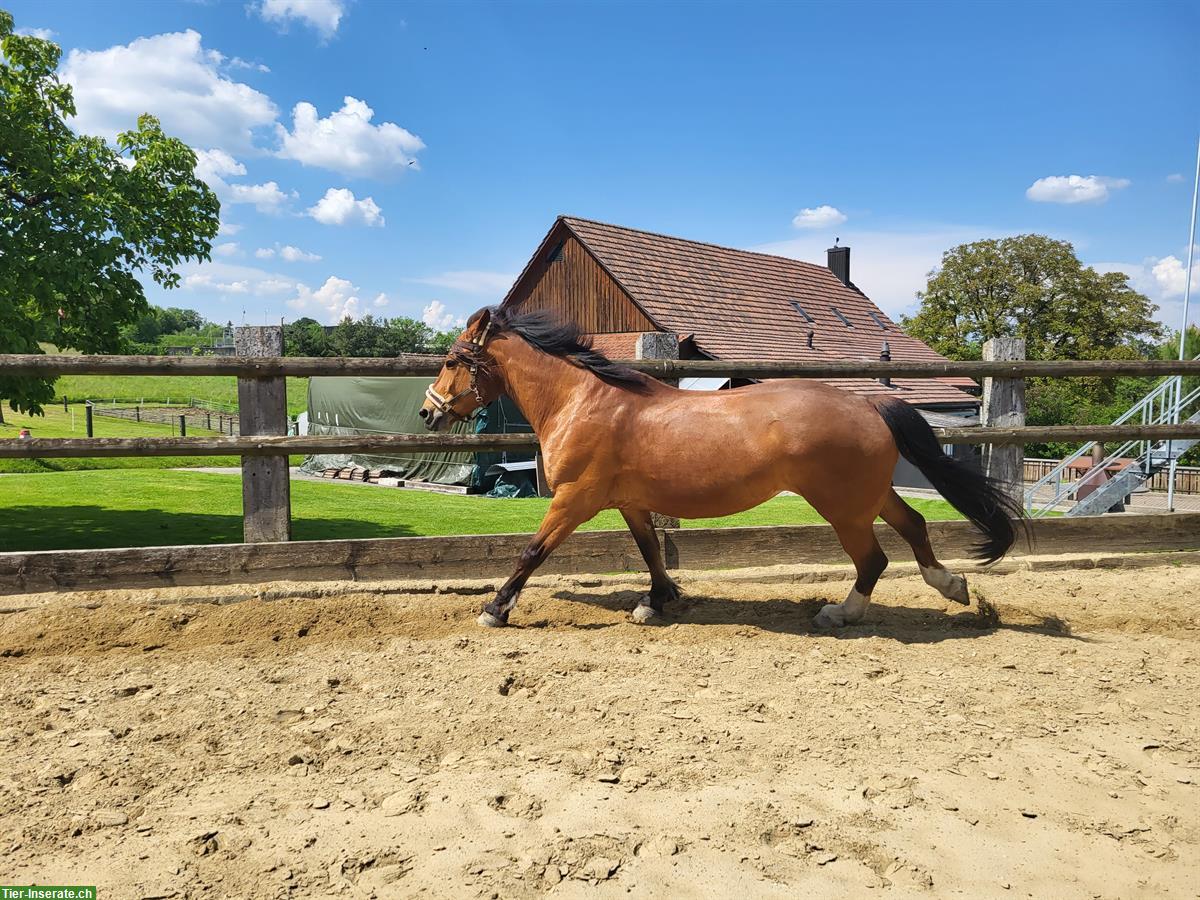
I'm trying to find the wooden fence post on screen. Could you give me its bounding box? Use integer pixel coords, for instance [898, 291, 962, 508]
[85, 403, 93, 437]
[236, 326, 291, 543]
[981, 337, 1026, 505]
[637, 331, 681, 529]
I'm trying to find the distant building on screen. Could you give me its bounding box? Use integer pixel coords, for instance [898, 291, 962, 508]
[502, 216, 979, 415]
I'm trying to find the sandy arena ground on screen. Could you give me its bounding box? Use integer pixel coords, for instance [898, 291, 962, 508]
[1, 561, 1198, 899]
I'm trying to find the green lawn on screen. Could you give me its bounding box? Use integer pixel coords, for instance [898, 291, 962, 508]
[52, 374, 310, 416]
[0, 403, 252, 473]
[0, 469, 964, 552]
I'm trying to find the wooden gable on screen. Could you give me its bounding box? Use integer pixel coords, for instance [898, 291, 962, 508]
[504, 222, 658, 335]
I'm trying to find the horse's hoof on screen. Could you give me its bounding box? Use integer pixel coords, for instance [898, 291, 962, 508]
[813, 604, 846, 629]
[945, 574, 970, 605]
[631, 604, 659, 625]
[477, 611, 507, 628]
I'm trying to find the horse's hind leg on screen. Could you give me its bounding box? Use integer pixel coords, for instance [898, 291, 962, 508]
[814, 519, 888, 629]
[620, 509, 680, 624]
[879, 489, 969, 605]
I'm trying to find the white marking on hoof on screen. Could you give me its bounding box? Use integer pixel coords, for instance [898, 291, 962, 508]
[631, 604, 658, 624]
[920, 564, 970, 605]
[814, 603, 847, 629]
[477, 611, 506, 628]
[815, 587, 870, 629]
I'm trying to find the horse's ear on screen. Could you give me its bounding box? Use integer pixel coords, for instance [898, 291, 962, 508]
[468, 306, 498, 346]
[467, 306, 493, 331]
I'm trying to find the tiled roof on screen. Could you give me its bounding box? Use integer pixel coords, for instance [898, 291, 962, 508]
[584, 332, 644, 359]
[560, 217, 976, 408]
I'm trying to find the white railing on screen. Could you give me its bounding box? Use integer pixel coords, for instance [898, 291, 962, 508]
[1025, 362, 1200, 517]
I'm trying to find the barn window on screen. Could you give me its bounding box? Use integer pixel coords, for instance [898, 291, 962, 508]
[547, 242, 564, 263]
[867, 311, 889, 330]
[790, 301, 813, 323]
[831, 306, 854, 327]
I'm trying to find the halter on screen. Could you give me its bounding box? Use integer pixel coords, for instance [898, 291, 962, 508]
[423, 319, 494, 424]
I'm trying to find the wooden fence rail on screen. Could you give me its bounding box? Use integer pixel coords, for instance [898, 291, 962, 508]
[5, 423, 1200, 459]
[5, 353, 1200, 380]
[4, 344, 1200, 558]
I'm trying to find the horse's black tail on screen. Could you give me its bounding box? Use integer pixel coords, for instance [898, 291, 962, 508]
[873, 396, 1027, 564]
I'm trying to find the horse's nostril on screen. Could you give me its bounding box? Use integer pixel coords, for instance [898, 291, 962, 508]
[418, 408, 429, 419]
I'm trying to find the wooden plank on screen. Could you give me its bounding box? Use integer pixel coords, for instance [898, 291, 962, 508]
[0, 434, 543, 458]
[982, 338, 1026, 503]
[4, 354, 1200, 379]
[5, 425, 1200, 459]
[236, 327, 291, 544]
[3, 513, 1198, 596]
[0, 530, 648, 594]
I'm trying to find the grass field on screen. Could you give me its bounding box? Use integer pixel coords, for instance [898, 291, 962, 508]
[0, 469, 963, 552]
[51, 374, 311, 416]
[0, 403, 251, 473]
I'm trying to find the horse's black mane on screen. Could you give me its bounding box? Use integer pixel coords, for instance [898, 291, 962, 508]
[479, 306, 651, 391]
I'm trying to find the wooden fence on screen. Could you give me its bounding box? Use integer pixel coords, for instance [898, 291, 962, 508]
[1024, 459, 1200, 494]
[3, 338, 1200, 589]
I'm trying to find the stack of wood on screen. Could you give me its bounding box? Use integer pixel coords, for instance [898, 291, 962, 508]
[317, 466, 390, 483]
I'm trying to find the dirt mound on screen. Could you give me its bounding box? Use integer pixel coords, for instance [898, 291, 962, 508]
[1, 564, 1198, 898]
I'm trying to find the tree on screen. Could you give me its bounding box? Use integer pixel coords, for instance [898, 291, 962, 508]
[902, 235, 1166, 457]
[284, 318, 330, 357]
[0, 11, 219, 415]
[903, 235, 1163, 361]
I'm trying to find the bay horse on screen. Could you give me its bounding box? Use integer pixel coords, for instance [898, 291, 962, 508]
[419, 306, 1022, 629]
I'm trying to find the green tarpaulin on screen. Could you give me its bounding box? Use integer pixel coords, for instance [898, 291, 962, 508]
[301, 376, 532, 487]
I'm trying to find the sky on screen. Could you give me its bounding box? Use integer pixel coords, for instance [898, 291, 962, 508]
[8, 0, 1200, 334]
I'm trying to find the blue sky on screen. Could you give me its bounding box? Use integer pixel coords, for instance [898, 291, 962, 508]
[9, 0, 1200, 332]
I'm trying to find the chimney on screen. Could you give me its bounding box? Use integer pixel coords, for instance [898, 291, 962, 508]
[827, 241, 850, 287]
[879, 340, 891, 388]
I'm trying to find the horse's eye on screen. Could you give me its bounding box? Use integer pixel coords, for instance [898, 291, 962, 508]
[445, 359, 458, 369]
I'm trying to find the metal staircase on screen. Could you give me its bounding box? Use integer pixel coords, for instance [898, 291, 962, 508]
[1024, 360, 1200, 517]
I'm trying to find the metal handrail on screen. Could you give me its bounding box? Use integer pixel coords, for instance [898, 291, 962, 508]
[1025, 365, 1200, 516]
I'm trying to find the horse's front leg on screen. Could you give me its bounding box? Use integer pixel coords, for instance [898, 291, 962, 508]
[478, 489, 596, 628]
[620, 509, 680, 624]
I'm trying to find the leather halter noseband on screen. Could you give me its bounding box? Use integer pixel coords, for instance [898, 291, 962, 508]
[423, 320, 494, 423]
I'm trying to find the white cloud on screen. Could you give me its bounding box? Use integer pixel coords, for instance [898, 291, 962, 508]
[1166, 173, 1185, 184]
[255, 243, 322, 262]
[179, 261, 301, 297]
[288, 275, 363, 323]
[422, 300, 466, 331]
[373, 293, 390, 308]
[62, 31, 277, 152]
[212, 242, 242, 257]
[194, 148, 245, 182]
[1150, 255, 1200, 298]
[1025, 175, 1130, 204]
[276, 96, 424, 178]
[256, 0, 345, 39]
[217, 220, 243, 236]
[15, 26, 56, 39]
[307, 187, 384, 227]
[191, 148, 295, 214]
[412, 270, 515, 295]
[792, 205, 847, 230]
[228, 57, 270, 73]
[280, 244, 322, 262]
[228, 180, 295, 213]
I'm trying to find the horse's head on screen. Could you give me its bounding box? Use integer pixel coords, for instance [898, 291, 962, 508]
[419, 306, 504, 431]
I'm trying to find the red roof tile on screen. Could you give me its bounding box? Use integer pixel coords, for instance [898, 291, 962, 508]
[558, 217, 976, 408]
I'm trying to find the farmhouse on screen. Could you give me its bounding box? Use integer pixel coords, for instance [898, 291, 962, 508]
[502, 216, 979, 417]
